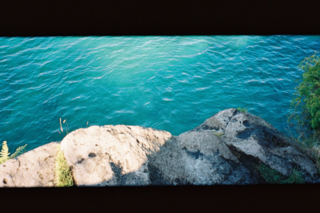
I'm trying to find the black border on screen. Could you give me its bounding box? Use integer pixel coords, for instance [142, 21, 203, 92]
[2, 184, 320, 212]
[0, 0, 320, 36]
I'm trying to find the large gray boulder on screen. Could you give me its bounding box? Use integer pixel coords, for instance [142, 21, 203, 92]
[60, 125, 172, 186]
[0, 142, 59, 187]
[194, 108, 319, 183]
[61, 108, 319, 186]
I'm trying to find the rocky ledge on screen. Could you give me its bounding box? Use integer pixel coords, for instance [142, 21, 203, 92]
[0, 108, 319, 187]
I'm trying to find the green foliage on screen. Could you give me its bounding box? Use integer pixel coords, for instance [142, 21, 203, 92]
[287, 53, 320, 174]
[284, 168, 305, 184]
[54, 145, 74, 187]
[259, 164, 305, 184]
[0, 141, 10, 164]
[10, 144, 27, 159]
[237, 107, 247, 113]
[259, 164, 284, 184]
[0, 141, 27, 165]
[289, 53, 320, 134]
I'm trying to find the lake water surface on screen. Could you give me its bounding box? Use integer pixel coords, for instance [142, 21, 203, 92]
[0, 36, 319, 151]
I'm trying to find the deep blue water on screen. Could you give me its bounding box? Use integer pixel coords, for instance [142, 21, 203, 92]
[0, 36, 319, 151]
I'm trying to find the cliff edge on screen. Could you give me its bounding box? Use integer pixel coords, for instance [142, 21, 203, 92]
[0, 108, 318, 187]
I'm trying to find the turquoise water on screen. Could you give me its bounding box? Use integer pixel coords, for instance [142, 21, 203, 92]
[0, 36, 319, 151]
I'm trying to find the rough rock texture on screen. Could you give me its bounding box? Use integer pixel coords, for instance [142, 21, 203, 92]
[60, 108, 320, 186]
[0, 142, 59, 187]
[61, 125, 172, 186]
[148, 134, 254, 185]
[61, 124, 254, 186]
[1, 108, 319, 187]
[196, 108, 319, 183]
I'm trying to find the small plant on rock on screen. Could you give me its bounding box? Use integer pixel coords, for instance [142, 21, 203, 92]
[0, 141, 27, 165]
[237, 107, 247, 113]
[259, 164, 305, 184]
[54, 145, 74, 187]
[259, 164, 284, 184]
[283, 168, 305, 184]
[213, 132, 225, 138]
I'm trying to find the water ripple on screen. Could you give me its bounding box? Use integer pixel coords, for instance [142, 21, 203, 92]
[0, 36, 319, 150]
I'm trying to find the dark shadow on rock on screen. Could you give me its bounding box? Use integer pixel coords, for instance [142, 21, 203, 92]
[226, 144, 266, 184]
[182, 148, 204, 160]
[147, 163, 170, 186]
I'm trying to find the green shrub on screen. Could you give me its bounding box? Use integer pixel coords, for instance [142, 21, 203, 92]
[259, 164, 284, 184]
[259, 164, 305, 184]
[284, 168, 305, 184]
[287, 53, 320, 173]
[54, 145, 74, 187]
[237, 107, 247, 113]
[289, 53, 320, 135]
[0, 141, 27, 165]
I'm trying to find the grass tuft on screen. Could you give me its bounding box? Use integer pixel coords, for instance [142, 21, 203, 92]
[0, 141, 27, 165]
[259, 164, 305, 184]
[259, 164, 284, 184]
[237, 107, 247, 113]
[283, 168, 305, 184]
[54, 145, 74, 187]
[213, 132, 225, 138]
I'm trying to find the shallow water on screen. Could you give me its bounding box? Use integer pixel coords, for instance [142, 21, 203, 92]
[0, 36, 319, 151]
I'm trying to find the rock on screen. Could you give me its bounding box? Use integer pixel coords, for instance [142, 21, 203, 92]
[148, 136, 254, 185]
[60, 125, 172, 186]
[1, 108, 318, 186]
[61, 108, 319, 186]
[200, 108, 319, 182]
[0, 142, 59, 187]
[61, 122, 256, 186]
